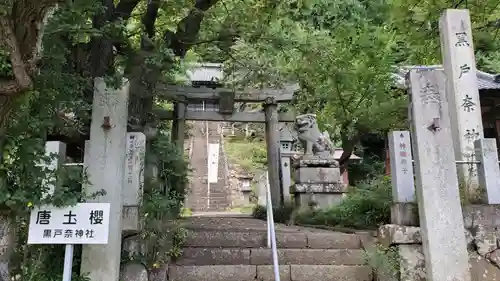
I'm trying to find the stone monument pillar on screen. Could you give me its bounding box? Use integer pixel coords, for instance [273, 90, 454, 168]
[291, 114, 344, 208]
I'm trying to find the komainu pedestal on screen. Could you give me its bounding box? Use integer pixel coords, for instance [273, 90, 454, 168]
[292, 114, 345, 208]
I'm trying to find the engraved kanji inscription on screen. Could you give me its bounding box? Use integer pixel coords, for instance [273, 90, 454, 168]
[455, 32, 470, 47]
[464, 129, 480, 143]
[461, 95, 475, 112]
[459, 64, 470, 78]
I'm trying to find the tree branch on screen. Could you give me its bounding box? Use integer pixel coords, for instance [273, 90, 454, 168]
[89, 0, 116, 77]
[167, 0, 220, 57]
[114, 0, 141, 21]
[0, 16, 33, 96]
[142, 0, 161, 38]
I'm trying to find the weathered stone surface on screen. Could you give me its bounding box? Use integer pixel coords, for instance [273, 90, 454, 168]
[120, 263, 148, 281]
[176, 248, 250, 265]
[290, 265, 372, 281]
[249, 249, 364, 265]
[293, 157, 339, 168]
[408, 68, 470, 281]
[276, 232, 308, 248]
[487, 249, 500, 267]
[256, 265, 291, 281]
[378, 224, 421, 246]
[184, 230, 265, 248]
[122, 235, 148, 258]
[294, 167, 341, 184]
[356, 231, 377, 252]
[294, 192, 344, 208]
[472, 225, 498, 255]
[462, 205, 497, 228]
[399, 245, 426, 281]
[469, 253, 500, 281]
[293, 183, 345, 193]
[149, 265, 168, 281]
[168, 265, 257, 281]
[391, 203, 418, 226]
[465, 229, 474, 250]
[122, 206, 141, 234]
[383, 245, 500, 281]
[307, 232, 361, 249]
[491, 205, 500, 226]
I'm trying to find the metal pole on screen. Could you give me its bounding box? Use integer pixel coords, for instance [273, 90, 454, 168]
[266, 174, 280, 281]
[62, 244, 74, 281]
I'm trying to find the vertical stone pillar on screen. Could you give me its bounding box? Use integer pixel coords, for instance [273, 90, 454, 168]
[388, 131, 417, 225]
[42, 141, 67, 198]
[440, 9, 484, 190]
[408, 69, 470, 281]
[122, 132, 146, 233]
[81, 78, 129, 281]
[264, 99, 283, 206]
[172, 101, 187, 152]
[474, 138, 500, 204]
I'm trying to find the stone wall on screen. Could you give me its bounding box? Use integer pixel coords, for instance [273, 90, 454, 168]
[378, 204, 500, 281]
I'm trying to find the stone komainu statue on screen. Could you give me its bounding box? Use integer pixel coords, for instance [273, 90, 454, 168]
[294, 114, 335, 157]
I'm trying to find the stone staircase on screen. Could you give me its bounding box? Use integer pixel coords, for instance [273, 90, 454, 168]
[185, 121, 231, 212]
[168, 217, 373, 281]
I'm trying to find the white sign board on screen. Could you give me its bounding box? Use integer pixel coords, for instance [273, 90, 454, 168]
[28, 203, 110, 244]
[207, 143, 220, 183]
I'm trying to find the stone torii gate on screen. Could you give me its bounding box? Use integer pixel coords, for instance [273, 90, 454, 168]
[153, 83, 298, 206]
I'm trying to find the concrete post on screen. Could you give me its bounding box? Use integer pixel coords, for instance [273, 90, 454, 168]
[474, 138, 500, 204]
[264, 101, 282, 206]
[388, 131, 417, 225]
[408, 68, 470, 281]
[80, 78, 129, 281]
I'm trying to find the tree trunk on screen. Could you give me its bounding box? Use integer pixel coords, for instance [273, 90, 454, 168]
[0, 212, 14, 281]
[0, 96, 16, 131]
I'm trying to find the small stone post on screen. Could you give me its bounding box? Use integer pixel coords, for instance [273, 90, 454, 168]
[80, 78, 130, 281]
[388, 131, 417, 225]
[279, 124, 294, 203]
[474, 138, 500, 204]
[264, 99, 283, 206]
[257, 172, 269, 206]
[408, 68, 470, 281]
[440, 9, 484, 191]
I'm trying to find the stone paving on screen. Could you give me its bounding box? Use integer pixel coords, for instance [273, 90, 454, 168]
[185, 121, 231, 212]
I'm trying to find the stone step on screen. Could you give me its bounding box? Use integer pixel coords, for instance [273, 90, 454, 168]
[184, 230, 362, 249]
[175, 248, 365, 266]
[189, 197, 229, 203]
[187, 203, 231, 209]
[168, 265, 372, 281]
[186, 197, 229, 203]
[189, 204, 230, 211]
